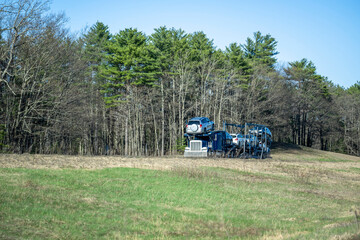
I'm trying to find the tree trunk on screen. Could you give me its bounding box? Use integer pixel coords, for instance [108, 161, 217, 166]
[161, 79, 165, 156]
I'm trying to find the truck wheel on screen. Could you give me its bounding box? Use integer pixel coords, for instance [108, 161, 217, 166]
[208, 150, 215, 157]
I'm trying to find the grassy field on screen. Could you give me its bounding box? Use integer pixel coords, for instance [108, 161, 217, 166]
[0, 144, 360, 239]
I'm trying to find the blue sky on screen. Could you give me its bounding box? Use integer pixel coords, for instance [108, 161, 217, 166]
[51, 0, 360, 88]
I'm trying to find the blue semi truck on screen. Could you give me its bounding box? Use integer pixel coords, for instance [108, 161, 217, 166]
[184, 131, 233, 157]
[184, 119, 272, 158]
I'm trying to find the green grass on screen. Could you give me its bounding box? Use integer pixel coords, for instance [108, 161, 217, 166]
[1, 164, 359, 239]
[350, 167, 360, 173]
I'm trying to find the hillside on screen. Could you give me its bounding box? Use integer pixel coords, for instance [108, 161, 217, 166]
[0, 144, 359, 239]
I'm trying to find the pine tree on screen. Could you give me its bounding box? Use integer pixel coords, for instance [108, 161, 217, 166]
[225, 42, 252, 85]
[82, 21, 111, 85]
[100, 28, 160, 107]
[243, 31, 279, 67]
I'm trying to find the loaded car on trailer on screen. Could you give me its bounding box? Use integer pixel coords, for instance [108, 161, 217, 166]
[231, 134, 251, 146]
[186, 117, 214, 135]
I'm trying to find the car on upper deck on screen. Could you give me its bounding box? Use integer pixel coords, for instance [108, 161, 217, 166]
[186, 117, 214, 134]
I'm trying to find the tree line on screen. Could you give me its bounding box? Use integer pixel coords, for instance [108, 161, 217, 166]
[1, 0, 359, 156]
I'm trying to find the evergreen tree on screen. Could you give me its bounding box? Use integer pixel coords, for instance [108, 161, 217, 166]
[225, 42, 252, 85]
[150, 26, 189, 69]
[150, 26, 191, 155]
[82, 21, 111, 84]
[285, 58, 335, 148]
[80, 22, 111, 154]
[101, 28, 160, 107]
[243, 31, 279, 67]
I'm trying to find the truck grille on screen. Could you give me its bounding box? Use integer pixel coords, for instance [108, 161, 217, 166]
[190, 141, 201, 151]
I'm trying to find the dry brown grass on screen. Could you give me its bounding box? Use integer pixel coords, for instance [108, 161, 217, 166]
[0, 144, 359, 188]
[0, 145, 359, 174]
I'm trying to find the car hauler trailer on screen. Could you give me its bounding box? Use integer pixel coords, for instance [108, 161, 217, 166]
[223, 122, 272, 159]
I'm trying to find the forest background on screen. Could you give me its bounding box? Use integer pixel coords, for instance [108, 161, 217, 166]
[1, 0, 359, 156]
